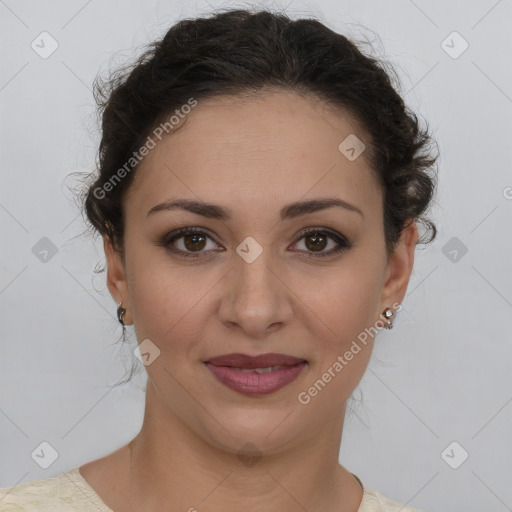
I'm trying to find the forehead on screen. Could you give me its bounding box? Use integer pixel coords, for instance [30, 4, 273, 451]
[124, 90, 381, 219]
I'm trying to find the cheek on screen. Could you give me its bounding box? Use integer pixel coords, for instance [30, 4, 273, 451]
[127, 239, 385, 340]
[299, 254, 384, 342]
[295, 254, 384, 397]
[126, 222, 386, 371]
[126, 247, 220, 354]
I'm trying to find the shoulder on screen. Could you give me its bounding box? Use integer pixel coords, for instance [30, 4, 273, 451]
[359, 487, 422, 512]
[0, 472, 58, 512]
[0, 467, 112, 511]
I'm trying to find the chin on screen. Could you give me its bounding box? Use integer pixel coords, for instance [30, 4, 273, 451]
[197, 407, 306, 458]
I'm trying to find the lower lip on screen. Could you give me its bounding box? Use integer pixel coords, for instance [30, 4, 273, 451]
[204, 362, 307, 395]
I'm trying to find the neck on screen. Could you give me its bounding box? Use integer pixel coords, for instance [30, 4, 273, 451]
[121, 382, 363, 512]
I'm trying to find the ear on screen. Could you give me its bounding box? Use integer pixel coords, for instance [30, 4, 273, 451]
[378, 219, 418, 319]
[104, 236, 132, 325]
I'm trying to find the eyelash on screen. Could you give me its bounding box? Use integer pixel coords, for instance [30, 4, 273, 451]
[159, 227, 352, 259]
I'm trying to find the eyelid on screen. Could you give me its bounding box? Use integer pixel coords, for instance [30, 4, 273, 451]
[294, 226, 349, 243]
[160, 226, 351, 258]
[290, 227, 351, 257]
[160, 227, 221, 258]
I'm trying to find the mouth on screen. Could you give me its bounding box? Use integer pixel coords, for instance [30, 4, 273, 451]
[203, 353, 308, 395]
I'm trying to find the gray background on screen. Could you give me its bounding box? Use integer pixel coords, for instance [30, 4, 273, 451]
[1, 1, 511, 511]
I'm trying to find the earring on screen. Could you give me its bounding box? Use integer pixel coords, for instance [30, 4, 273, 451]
[381, 307, 394, 330]
[117, 302, 127, 326]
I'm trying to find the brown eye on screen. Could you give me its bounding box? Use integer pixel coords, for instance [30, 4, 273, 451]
[182, 232, 207, 252]
[161, 226, 351, 260]
[304, 232, 328, 252]
[162, 228, 220, 258]
[292, 228, 351, 258]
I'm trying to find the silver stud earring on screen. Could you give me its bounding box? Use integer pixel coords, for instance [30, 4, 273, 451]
[381, 307, 394, 330]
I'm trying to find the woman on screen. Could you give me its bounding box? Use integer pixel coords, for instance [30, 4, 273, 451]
[0, 7, 437, 511]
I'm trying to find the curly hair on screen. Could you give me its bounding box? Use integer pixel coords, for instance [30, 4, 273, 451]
[81, 7, 438, 262]
[76, 8, 438, 372]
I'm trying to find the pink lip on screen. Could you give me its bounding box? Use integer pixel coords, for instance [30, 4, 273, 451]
[204, 353, 307, 396]
[205, 352, 306, 368]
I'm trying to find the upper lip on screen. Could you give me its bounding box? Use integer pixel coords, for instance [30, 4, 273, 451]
[204, 353, 306, 369]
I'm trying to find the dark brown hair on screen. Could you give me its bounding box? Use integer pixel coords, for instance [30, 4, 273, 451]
[82, 7, 437, 252]
[77, 8, 438, 376]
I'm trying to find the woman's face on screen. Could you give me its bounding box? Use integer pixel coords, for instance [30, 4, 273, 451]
[105, 90, 417, 455]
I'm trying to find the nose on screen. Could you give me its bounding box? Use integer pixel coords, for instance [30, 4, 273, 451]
[218, 249, 294, 340]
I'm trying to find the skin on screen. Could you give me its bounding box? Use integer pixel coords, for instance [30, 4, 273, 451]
[79, 89, 418, 512]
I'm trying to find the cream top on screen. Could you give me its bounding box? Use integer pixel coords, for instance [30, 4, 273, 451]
[0, 467, 421, 511]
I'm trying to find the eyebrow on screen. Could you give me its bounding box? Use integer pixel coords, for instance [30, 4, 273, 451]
[147, 197, 364, 220]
